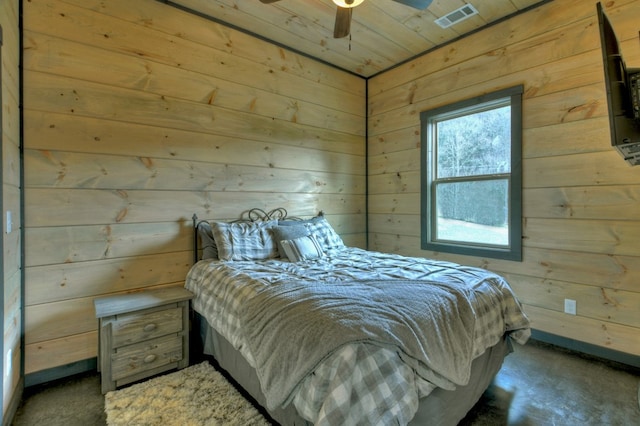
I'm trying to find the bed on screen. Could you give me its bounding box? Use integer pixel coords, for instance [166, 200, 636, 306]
[185, 209, 530, 425]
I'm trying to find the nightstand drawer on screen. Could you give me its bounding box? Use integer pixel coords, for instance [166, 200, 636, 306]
[111, 334, 184, 381]
[111, 306, 182, 348]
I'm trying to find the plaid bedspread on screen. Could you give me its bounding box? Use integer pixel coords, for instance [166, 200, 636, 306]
[185, 247, 530, 425]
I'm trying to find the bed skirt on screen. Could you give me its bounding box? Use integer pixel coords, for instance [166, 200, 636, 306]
[193, 312, 512, 426]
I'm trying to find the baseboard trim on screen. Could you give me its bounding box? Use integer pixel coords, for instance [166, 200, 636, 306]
[24, 358, 96, 388]
[531, 330, 640, 370]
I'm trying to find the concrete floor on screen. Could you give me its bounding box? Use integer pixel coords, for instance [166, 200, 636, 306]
[10, 340, 640, 426]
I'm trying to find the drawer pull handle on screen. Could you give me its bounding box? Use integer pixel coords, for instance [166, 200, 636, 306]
[143, 323, 157, 332]
[143, 354, 157, 364]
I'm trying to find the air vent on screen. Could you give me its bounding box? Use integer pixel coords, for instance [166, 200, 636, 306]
[435, 3, 479, 29]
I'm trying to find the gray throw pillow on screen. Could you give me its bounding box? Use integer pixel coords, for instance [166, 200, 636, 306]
[271, 225, 309, 258]
[197, 221, 218, 260]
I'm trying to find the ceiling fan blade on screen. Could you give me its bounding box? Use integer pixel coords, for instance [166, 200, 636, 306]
[392, 0, 433, 9]
[259, 0, 282, 3]
[334, 6, 352, 38]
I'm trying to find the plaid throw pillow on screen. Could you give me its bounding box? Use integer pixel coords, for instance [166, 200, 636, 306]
[304, 216, 344, 251]
[211, 220, 279, 261]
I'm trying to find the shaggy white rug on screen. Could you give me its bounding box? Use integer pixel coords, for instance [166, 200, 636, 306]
[105, 362, 271, 426]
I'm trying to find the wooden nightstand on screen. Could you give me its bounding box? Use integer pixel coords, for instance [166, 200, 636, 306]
[94, 286, 193, 394]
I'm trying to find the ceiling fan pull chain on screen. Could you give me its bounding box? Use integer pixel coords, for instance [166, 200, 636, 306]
[349, 33, 352, 51]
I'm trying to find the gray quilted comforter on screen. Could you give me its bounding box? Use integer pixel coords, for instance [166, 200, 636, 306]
[243, 279, 479, 409]
[185, 247, 530, 425]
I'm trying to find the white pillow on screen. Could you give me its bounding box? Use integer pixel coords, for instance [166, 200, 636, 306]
[280, 235, 324, 262]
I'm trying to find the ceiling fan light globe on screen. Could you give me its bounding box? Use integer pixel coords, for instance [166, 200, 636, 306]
[332, 0, 365, 8]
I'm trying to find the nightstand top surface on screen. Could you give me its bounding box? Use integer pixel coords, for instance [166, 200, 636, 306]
[94, 286, 193, 318]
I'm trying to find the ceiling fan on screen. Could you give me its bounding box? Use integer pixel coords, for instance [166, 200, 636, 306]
[260, 0, 434, 39]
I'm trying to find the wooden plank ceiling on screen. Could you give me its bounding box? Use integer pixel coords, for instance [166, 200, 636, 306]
[169, 0, 547, 77]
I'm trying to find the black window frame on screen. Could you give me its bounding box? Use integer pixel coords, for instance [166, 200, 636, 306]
[420, 85, 523, 261]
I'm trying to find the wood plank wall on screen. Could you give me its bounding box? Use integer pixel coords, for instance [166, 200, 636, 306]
[368, 0, 640, 357]
[22, 0, 366, 374]
[1, 0, 22, 416]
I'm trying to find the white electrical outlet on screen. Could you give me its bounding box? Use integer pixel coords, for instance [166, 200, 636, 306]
[564, 299, 577, 315]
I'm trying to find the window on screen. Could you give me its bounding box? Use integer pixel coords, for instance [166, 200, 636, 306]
[420, 85, 523, 261]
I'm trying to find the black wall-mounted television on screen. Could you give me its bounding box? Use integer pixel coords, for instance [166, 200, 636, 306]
[597, 2, 640, 166]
